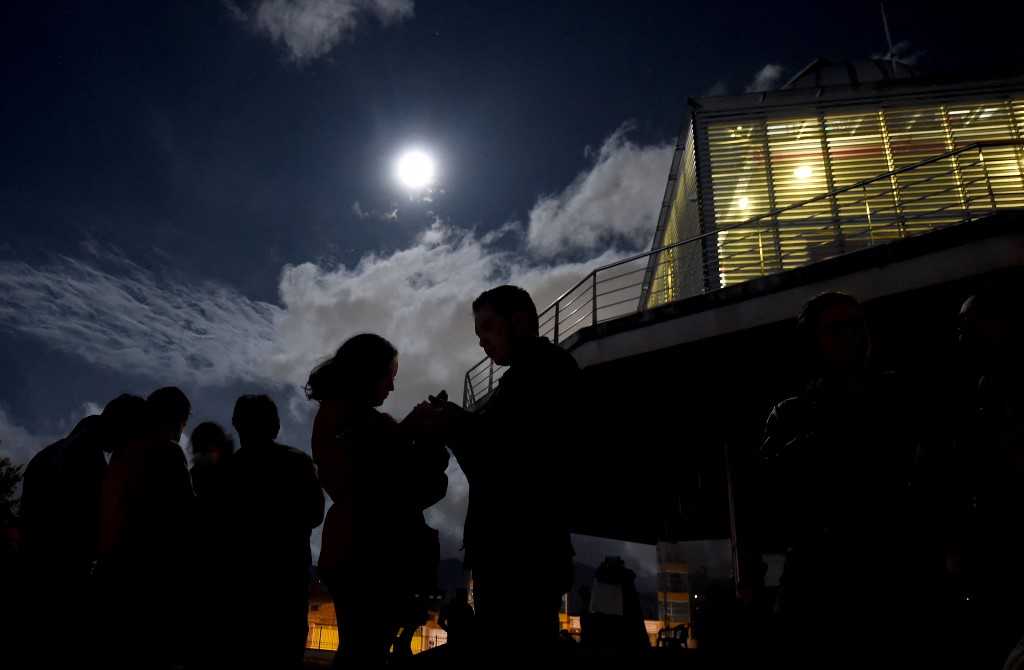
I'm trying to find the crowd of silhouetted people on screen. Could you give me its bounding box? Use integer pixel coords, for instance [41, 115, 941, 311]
[0, 284, 578, 670]
[3, 278, 1024, 670]
[8, 387, 326, 670]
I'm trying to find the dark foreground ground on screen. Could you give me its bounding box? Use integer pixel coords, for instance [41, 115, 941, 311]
[304, 644, 710, 670]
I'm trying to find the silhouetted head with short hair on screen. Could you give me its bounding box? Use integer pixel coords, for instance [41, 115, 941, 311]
[145, 386, 191, 443]
[794, 291, 871, 378]
[231, 394, 281, 444]
[472, 284, 539, 334]
[471, 284, 540, 365]
[189, 421, 235, 466]
[102, 393, 147, 453]
[958, 280, 1024, 372]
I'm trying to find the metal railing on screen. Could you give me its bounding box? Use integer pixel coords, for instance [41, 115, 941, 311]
[463, 140, 1024, 407]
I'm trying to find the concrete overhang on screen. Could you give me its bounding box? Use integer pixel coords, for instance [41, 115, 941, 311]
[564, 211, 1024, 372]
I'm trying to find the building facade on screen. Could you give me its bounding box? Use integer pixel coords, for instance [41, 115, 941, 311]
[643, 58, 1024, 305]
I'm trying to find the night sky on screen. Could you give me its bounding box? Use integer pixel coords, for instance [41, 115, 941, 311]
[2, 0, 1020, 572]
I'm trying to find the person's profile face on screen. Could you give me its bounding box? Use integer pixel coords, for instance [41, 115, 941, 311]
[372, 356, 398, 407]
[172, 416, 189, 444]
[814, 302, 870, 371]
[474, 305, 513, 365]
[958, 295, 1006, 357]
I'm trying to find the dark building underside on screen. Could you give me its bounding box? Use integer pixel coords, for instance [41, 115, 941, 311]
[566, 212, 1024, 549]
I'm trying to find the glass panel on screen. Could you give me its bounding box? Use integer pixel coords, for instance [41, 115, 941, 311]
[647, 125, 706, 306]
[882, 106, 964, 235]
[766, 117, 835, 271]
[946, 101, 1024, 211]
[707, 121, 772, 286]
[825, 111, 902, 248]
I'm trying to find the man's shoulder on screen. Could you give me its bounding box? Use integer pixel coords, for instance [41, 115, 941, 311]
[152, 438, 189, 464]
[278, 442, 317, 466]
[528, 337, 580, 371]
[25, 441, 61, 477]
[266, 444, 322, 486]
[236, 441, 313, 465]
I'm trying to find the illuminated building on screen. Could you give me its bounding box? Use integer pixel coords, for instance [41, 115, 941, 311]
[643, 57, 1024, 305]
[463, 57, 1024, 641]
[638, 58, 1024, 633]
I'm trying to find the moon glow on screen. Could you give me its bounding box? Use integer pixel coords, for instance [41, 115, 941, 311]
[396, 150, 435, 189]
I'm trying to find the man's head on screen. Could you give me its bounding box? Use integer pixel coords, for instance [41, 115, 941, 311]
[471, 285, 539, 365]
[232, 394, 281, 444]
[189, 421, 235, 466]
[958, 281, 1022, 369]
[101, 393, 147, 453]
[145, 386, 191, 444]
[795, 291, 871, 375]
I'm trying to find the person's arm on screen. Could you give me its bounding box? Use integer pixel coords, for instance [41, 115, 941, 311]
[401, 399, 473, 436]
[402, 399, 480, 469]
[311, 400, 349, 502]
[302, 454, 326, 529]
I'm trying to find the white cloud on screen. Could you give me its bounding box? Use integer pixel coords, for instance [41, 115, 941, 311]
[871, 40, 923, 66]
[351, 201, 370, 219]
[704, 79, 729, 97]
[351, 201, 400, 221]
[226, 0, 415, 64]
[525, 122, 674, 260]
[0, 249, 284, 390]
[703, 63, 785, 98]
[746, 63, 784, 92]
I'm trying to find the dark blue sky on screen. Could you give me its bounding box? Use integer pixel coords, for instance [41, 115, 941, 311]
[2, 0, 1020, 569]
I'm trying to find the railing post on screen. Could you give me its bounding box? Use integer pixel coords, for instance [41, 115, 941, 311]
[592, 271, 598, 328]
[864, 184, 875, 245]
[553, 300, 560, 344]
[979, 144, 998, 214]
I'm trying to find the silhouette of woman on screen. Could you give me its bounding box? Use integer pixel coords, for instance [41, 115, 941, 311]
[306, 333, 449, 670]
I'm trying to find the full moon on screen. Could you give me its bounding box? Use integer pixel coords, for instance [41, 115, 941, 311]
[396, 150, 435, 189]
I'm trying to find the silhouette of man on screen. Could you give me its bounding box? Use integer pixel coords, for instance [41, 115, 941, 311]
[416, 284, 581, 659]
[96, 385, 197, 670]
[17, 393, 146, 667]
[185, 420, 236, 670]
[756, 293, 944, 669]
[222, 393, 326, 670]
[587, 555, 650, 650]
[937, 281, 1024, 669]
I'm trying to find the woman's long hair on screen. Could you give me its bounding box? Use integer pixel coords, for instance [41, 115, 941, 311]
[304, 333, 398, 405]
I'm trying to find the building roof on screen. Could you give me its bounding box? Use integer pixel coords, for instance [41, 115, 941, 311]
[781, 56, 920, 89]
[689, 59, 1024, 115]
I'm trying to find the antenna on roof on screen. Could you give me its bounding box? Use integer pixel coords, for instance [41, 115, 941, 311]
[879, 2, 897, 77]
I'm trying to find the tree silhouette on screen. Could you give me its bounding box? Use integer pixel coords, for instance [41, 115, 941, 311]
[0, 454, 24, 523]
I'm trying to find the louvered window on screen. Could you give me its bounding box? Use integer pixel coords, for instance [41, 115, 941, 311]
[647, 90, 1024, 301]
